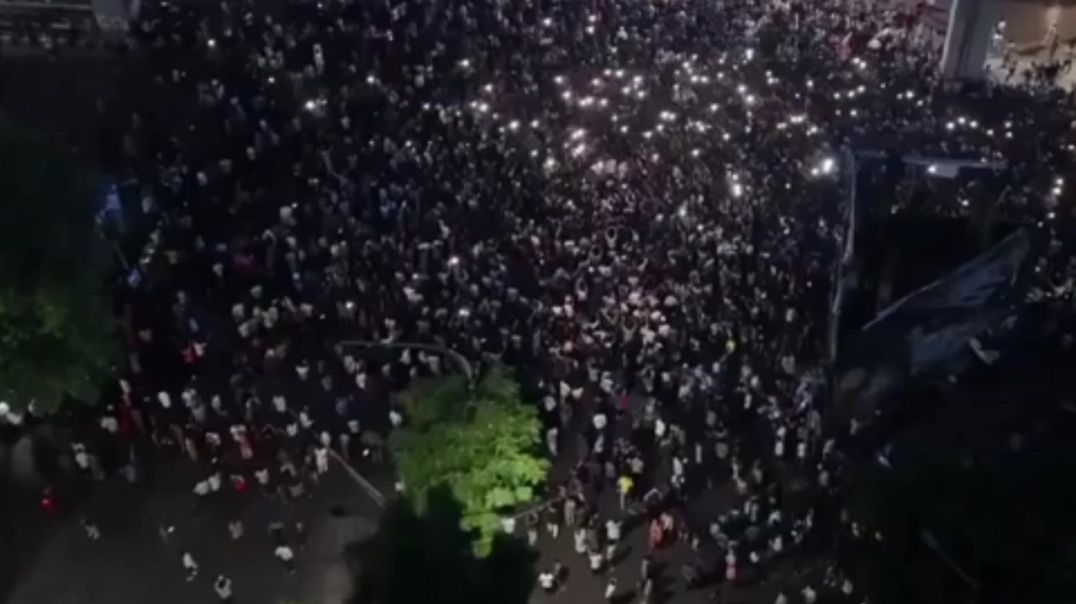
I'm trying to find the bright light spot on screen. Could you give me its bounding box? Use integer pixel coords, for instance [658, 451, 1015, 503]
[448, 256, 460, 266]
[731, 183, 744, 198]
[508, 120, 520, 131]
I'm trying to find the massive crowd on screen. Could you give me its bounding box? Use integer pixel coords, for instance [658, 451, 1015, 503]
[3, 0, 1076, 601]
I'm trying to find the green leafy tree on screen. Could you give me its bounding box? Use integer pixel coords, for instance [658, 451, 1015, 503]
[390, 366, 549, 550]
[347, 487, 536, 604]
[0, 124, 115, 412]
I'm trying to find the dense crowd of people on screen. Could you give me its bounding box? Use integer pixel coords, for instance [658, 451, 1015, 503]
[3, 0, 1076, 601]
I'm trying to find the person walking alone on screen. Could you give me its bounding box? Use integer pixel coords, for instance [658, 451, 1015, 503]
[214, 574, 234, 602]
[274, 542, 296, 574]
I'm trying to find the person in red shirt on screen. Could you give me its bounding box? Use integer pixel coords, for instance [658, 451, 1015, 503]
[40, 487, 57, 516]
[648, 517, 663, 551]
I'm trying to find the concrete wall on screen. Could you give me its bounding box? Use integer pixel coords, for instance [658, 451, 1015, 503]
[941, 0, 1003, 77]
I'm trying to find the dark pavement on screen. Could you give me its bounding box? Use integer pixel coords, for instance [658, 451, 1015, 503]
[5, 458, 385, 604]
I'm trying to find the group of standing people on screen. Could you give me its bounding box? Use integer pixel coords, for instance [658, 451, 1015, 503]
[3, 0, 1074, 600]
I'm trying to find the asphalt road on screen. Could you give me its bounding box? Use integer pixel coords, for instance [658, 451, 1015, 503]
[4, 458, 384, 604]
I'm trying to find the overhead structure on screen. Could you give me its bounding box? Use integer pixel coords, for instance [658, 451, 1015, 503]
[0, 0, 138, 43]
[940, 0, 1004, 78]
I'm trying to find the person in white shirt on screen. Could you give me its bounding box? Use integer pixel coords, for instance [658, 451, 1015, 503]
[275, 543, 296, 573]
[501, 516, 516, 534]
[214, 575, 233, 602]
[82, 517, 100, 540]
[604, 577, 617, 600]
[181, 551, 198, 581]
[588, 549, 603, 574]
[537, 570, 555, 592]
[315, 446, 330, 475]
[604, 519, 621, 561]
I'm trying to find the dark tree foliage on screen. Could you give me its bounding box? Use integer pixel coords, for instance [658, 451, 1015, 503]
[347, 486, 537, 604]
[0, 124, 116, 412]
[848, 371, 1076, 604]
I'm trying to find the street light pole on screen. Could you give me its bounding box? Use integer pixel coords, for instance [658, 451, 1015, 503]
[324, 340, 477, 508]
[921, 529, 981, 592]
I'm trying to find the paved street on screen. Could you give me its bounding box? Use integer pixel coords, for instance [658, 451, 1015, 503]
[5, 458, 384, 604]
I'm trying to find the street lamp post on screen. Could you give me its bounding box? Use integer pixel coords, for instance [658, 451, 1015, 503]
[325, 340, 477, 508]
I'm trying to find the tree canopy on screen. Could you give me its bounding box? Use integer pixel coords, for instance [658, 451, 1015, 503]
[0, 123, 115, 412]
[390, 366, 549, 550]
[347, 487, 536, 604]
